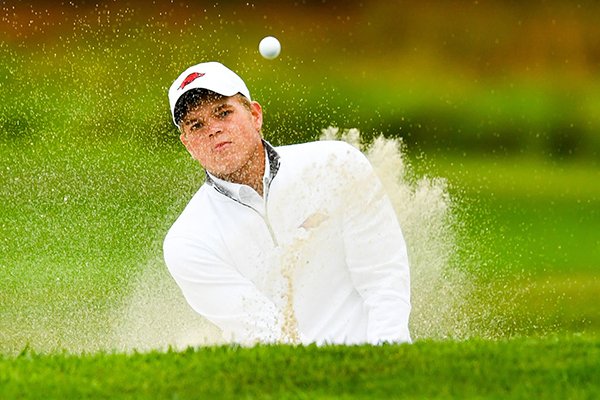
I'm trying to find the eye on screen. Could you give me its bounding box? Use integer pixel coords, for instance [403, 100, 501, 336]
[218, 109, 232, 118]
[190, 122, 203, 131]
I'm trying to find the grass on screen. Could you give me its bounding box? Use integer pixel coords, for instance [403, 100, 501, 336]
[0, 136, 196, 355]
[1, 336, 598, 399]
[404, 152, 600, 339]
[415, 153, 600, 275]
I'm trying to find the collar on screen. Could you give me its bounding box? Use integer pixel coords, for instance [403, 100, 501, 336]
[205, 139, 280, 203]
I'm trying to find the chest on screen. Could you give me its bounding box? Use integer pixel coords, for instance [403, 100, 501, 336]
[217, 176, 346, 294]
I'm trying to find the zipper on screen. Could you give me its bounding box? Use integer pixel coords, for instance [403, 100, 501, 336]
[210, 180, 279, 247]
[262, 178, 279, 247]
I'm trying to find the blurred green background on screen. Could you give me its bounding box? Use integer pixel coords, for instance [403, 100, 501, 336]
[1, 0, 598, 353]
[3, 0, 600, 156]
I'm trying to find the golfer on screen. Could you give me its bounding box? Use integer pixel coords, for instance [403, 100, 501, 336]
[164, 61, 411, 345]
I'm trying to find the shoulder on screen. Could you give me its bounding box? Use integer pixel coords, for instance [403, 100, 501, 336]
[164, 184, 216, 243]
[272, 140, 373, 190]
[163, 184, 224, 271]
[276, 139, 358, 154]
[276, 140, 366, 164]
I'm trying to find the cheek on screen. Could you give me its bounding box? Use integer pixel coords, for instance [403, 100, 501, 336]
[184, 139, 208, 160]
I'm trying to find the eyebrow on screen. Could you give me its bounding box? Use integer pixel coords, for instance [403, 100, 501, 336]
[183, 117, 199, 126]
[212, 102, 233, 112]
[183, 101, 234, 125]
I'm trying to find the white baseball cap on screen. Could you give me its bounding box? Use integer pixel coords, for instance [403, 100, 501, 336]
[168, 61, 251, 126]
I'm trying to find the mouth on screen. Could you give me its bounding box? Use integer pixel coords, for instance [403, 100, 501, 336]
[214, 141, 232, 151]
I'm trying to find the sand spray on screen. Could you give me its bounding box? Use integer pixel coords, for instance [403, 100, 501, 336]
[110, 127, 487, 351]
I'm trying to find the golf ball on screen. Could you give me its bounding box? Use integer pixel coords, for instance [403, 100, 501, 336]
[259, 36, 281, 60]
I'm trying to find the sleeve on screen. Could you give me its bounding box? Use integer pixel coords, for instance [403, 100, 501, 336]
[163, 235, 284, 345]
[340, 146, 412, 344]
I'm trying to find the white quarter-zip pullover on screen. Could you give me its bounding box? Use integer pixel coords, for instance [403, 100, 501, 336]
[164, 140, 411, 345]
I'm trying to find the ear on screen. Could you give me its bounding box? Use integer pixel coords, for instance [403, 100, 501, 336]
[179, 130, 194, 157]
[250, 101, 263, 132]
[179, 130, 187, 147]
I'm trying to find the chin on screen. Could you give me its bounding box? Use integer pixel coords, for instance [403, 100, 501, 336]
[208, 164, 237, 178]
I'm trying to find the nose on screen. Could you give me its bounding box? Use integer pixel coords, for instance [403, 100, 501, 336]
[208, 120, 223, 138]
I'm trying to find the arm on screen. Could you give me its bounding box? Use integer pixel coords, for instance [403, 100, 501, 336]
[341, 147, 412, 344]
[163, 235, 283, 345]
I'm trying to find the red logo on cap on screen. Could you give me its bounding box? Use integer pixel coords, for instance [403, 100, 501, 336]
[178, 72, 205, 90]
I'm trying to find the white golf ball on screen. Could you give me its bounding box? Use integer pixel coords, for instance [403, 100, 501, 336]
[259, 36, 281, 60]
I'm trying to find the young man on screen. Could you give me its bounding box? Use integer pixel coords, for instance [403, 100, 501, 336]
[164, 61, 411, 345]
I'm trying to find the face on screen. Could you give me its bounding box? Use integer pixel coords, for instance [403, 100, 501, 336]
[179, 95, 264, 182]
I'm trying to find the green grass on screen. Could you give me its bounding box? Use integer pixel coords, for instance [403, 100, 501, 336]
[415, 153, 600, 275]
[405, 152, 600, 339]
[0, 136, 198, 354]
[1, 336, 598, 399]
